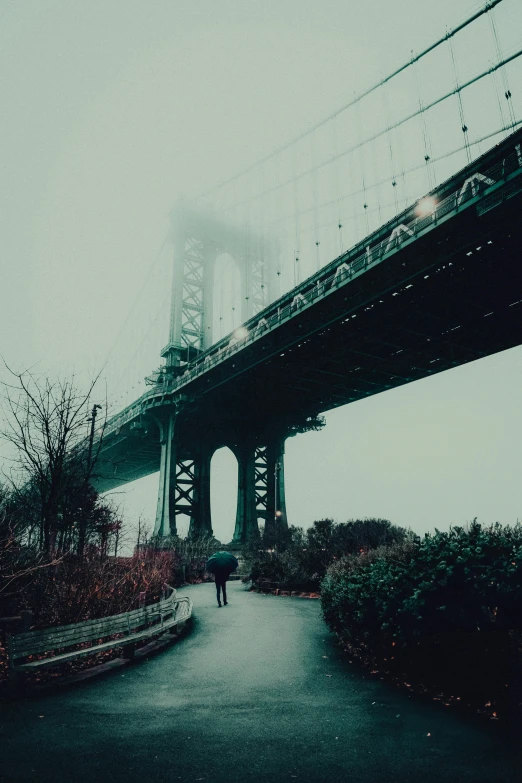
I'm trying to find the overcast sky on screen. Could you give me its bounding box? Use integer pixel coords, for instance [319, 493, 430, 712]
[1, 0, 521, 546]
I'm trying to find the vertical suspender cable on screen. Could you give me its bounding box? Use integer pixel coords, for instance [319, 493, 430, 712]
[310, 130, 321, 271]
[244, 188, 251, 320]
[232, 193, 238, 328]
[271, 153, 282, 298]
[412, 49, 436, 190]
[194, 1, 507, 204]
[371, 149, 382, 229]
[259, 161, 266, 311]
[447, 32, 472, 164]
[332, 116, 344, 251]
[354, 99, 369, 238]
[382, 81, 397, 219]
[292, 144, 300, 286]
[488, 8, 516, 132]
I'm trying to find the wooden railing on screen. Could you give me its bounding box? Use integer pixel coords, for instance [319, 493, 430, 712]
[7, 587, 192, 693]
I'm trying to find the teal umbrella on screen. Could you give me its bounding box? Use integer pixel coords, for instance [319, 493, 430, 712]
[206, 551, 239, 575]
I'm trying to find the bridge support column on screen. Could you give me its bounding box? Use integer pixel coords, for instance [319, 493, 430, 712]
[232, 444, 259, 544]
[154, 422, 214, 539]
[187, 441, 214, 538]
[231, 433, 289, 547]
[261, 435, 288, 548]
[153, 412, 177, 538]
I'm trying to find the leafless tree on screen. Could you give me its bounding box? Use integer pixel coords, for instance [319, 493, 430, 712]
[147, 531, 219, 581]
[0, 365, 107, 554]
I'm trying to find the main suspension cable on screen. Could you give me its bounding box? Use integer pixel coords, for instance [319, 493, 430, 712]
[193, 0, 506, 202]
[216, 46, 522, 216]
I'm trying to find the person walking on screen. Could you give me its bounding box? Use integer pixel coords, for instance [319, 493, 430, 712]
[206, 550, 239, 607]
[214, 567, 230, 607]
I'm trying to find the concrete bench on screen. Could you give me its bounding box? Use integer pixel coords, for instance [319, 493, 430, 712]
[7, 589, 192, 693]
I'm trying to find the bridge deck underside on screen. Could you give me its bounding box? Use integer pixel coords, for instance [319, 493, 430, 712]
[95, 187, 522, 493]
[186, 190, 522, 425]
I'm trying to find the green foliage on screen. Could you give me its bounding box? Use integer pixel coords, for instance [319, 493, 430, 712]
[322, 521, 522, 641]
[246, 526, 315, 588]
[246, 518, 409, 589]
[305, 518, 409, 582]
[321, 521, 522, 713]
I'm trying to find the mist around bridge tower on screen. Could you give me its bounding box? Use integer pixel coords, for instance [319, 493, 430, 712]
[1, 0, 521, 550]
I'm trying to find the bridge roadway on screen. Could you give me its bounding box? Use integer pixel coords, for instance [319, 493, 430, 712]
[1, 583, 519, 782]
[95, 129, 522, 492]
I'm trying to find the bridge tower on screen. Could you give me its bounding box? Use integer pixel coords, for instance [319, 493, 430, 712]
[160, 204, 275, 369]
[153, 205, 288, 544]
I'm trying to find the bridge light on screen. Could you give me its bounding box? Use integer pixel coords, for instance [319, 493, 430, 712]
[415, 196, 437, 217]
[234, 326, 248, 340]
[229, 326, 249, 345]
[275, 510, 282, 517]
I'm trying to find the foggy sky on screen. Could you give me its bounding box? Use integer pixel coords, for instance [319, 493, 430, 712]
[1, 0, 521, 546]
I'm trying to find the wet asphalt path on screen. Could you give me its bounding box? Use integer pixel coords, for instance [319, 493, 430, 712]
[0, 582, 519, 783]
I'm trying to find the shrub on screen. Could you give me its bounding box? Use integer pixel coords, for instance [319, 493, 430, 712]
[245, 518, 409, 589]
[321, 521, 522, 717]
[148, 533, 220, 585]
[3, 547, 177, 629]
[305, 518, 409, 582]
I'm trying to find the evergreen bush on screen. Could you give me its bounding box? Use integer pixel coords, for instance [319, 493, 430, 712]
[321, 521, 522, 718]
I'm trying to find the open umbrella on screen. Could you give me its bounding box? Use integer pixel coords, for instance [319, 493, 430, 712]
[206, 551, 239, 575]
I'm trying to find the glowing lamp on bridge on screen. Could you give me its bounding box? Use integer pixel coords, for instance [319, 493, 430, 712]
[415, 195, 437, 217]
[231, 326, 249, 342]
[275, 510, 283, 518]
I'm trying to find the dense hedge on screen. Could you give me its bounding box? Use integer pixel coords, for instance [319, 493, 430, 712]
[321, 522, 522, 718]
[247, 518, 408, 590]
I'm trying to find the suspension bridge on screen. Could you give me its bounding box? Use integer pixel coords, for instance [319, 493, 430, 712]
[94, 0, 522, 546]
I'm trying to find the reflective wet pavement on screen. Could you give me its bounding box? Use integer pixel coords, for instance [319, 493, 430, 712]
[1, 582, 519, 782]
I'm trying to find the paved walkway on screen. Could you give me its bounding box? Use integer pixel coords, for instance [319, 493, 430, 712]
[1, 582, 519, 782]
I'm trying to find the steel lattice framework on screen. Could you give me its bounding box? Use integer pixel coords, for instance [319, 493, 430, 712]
[160, 207, 275, 373]
[95, 128, 522, 547]
[179, 237, 206, 354]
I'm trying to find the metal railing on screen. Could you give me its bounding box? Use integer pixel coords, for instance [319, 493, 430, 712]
[8, 587, 193, 668]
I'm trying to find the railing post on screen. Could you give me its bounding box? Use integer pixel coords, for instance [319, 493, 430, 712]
[122, 642, 136, 660]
